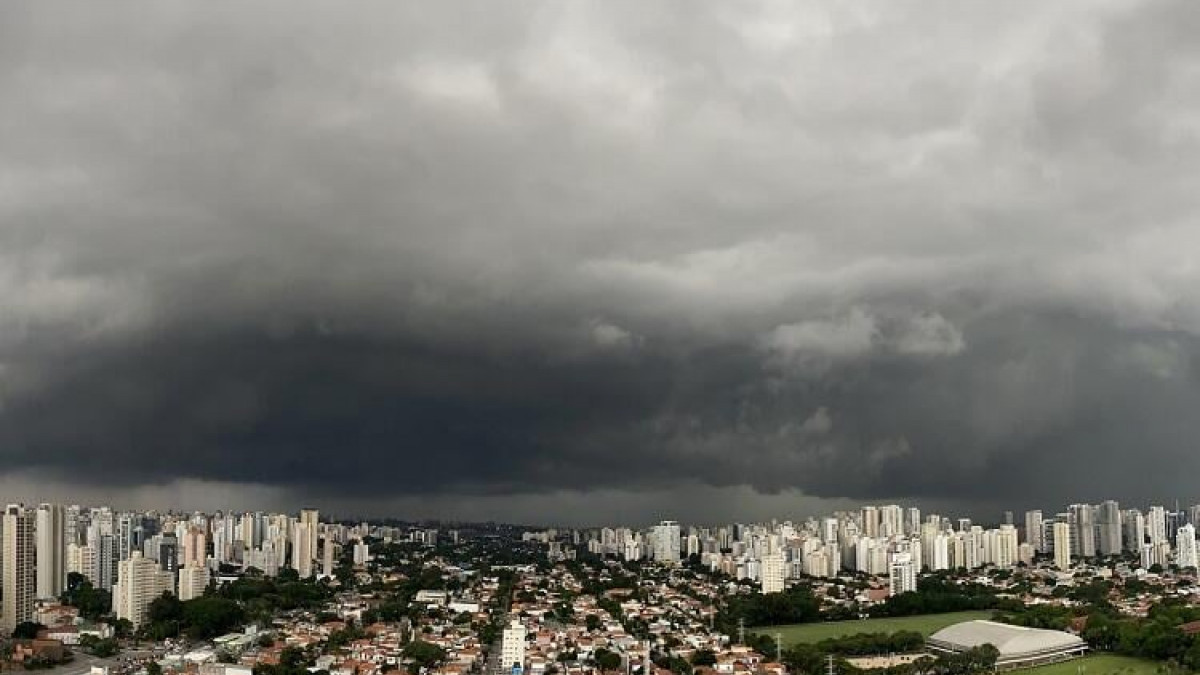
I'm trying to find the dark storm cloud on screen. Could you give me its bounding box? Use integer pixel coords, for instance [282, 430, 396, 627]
[3, 1, 1200, 521]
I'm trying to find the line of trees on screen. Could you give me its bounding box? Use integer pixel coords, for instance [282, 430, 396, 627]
[869, 577, 1018, 618]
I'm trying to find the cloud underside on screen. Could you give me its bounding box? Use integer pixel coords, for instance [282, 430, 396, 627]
[3, 1, 1200, 519]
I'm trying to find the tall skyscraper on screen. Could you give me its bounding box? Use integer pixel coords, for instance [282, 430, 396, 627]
[296, 508, 320, 577]
[65, 505, 83, 546]
[1024, 511, 1044, 552]
[1177, 524, 1198, 570]
[292, 521, 315, 578]
[321, 537, 336, 578]
[35, 503, 66, 599]
[97, 534, 118, 591]
[67, 542, 97, 585]
[905, 507, 921, 536]
[761, 551, 785, 594]
[183, 526, 207, 569]
[116, 513, 136, 561]
[1098, 500, 1122, 557]
[651, 521, 681, 564]
[1053, 522, 1072, 570]
[880, 505, 903, 537]
[1124, 509, 1146, 552]
[860, 506, 879, 538]
[996, 525, 1019, 568]
[2, 504, 36, 633]
[1069, 504, 1096, 558]
[1148, 506, 1167, 546]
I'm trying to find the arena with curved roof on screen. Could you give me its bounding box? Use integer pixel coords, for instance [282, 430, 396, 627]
[927, 620, 1088, 671]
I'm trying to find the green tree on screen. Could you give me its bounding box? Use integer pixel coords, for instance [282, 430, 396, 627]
[182, 596, 246, 639]
[593, 648, 622, 672]
[61, 573, 112, 620]
[12, 621, 45, 639]
[403, 640, 446, 670]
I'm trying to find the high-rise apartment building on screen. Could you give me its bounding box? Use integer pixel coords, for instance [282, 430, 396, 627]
[112, 551, 174, 628]
[183, 526, 207, 569]
[97, 534, 118, 591]
[1124, 509, 1146, 552]
[35, 503, 66, 599]
[888, 552, 916, 595]
[2, 504, 36, 633]
[1053, 522, 1072, 570]
[67, 542, 97, 585]
[1178, 524, 1198, 570]
[295, 508, 320, 577]
[996, 525, 1019, 568]
[178, 564, 210, 601]
[1098, 500, 1122, 557]
[322, 537, 336, 578]
[860, 506, 879, 538]
[905, 508, 921, 536]
[292, 522, 315, 578]
[1149, 506, 1167, 546]
[1068, 504, 1096, 558]
[880, 505, 903, 537]
[761, 551, 785, 594]
[1024, 511, 1044, 552]
[651, 521, 681, 564]
[353, 541, 370, 566]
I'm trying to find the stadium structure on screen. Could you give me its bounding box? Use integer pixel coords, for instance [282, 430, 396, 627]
[927, 620, 1088, 671]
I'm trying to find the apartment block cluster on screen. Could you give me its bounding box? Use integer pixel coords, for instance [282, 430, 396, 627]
[0, 503, 377, 633]
[1024, 501, 1200, 571]
[568, 501, 1200, 599]
[577, 510, 1014, 597]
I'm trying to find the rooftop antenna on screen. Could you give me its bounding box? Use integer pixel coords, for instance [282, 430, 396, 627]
[738, 617, 746, 646]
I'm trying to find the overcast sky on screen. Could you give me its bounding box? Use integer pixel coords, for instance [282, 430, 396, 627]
[3, 1, 1200, 525]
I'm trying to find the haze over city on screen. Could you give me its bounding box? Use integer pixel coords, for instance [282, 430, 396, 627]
[4, 2, 1200, 525]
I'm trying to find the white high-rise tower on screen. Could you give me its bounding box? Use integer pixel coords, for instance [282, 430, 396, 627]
[35, 503, 66, 599]
[2, 504, 36, 633]
[1177, 524, 1198, 570]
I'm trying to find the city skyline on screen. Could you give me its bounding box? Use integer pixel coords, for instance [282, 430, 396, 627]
[5, 3, 1200, 523]
[2, 497, 1199, 646]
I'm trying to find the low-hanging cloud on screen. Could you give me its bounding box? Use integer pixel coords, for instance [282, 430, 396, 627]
[3, 1, 1200, 522]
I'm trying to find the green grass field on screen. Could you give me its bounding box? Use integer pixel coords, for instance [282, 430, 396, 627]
[761, 610, 995, 645]
[1015, 655, 1166, 675]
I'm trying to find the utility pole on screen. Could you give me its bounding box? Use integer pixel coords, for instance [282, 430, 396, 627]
[738, 617, 746, 646]
[775, 634, 782, 663]
[826, 654, 836, 675]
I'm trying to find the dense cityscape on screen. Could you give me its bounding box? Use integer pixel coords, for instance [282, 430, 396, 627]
[3, 501, 1200, 675]
[7, 4, 1200, 675]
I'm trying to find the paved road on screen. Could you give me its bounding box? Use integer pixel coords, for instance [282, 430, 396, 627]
[484, 637, 503, 675]
[42, 647, 160, 675]
[42, 653, 115, 675]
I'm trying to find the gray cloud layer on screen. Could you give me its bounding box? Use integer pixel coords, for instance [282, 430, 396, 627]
[3, 1, 1200, 523]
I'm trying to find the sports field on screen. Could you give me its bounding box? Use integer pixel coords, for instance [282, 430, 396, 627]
[1015, 655, 1165, 675]
[762, 610, 994, 645]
